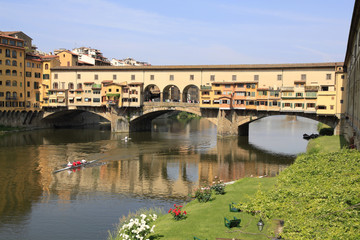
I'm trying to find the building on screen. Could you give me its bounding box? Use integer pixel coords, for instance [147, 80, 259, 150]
[0, 33, 26, 111]
[110, 57, 150, 66]
[40, 55, 60, 107]
[24, 54, 42, 110]
[72, 47, 110, 66]
[344, 0, 360, 147]
[55, 50, 79, 67]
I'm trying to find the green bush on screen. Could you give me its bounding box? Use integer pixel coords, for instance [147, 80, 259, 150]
[237, 149, 360, 239]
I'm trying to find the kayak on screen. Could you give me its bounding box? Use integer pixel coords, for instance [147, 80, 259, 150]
[53, 160, 98, 173]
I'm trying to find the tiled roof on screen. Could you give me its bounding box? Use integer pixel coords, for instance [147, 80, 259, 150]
[51, 62, 343, 72]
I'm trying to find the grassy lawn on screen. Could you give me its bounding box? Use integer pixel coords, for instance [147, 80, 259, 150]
[150, 177, 277, 240]
[306, 135, 348, 154]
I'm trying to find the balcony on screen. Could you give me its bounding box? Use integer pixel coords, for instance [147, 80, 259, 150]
[281, 86, 294, 91]
[200, 85, 212, 90]
[92, 84, 102, 90]
[305, 86, 319, 91]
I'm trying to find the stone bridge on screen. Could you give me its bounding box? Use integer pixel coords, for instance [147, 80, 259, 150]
[2, 102, 340, 136]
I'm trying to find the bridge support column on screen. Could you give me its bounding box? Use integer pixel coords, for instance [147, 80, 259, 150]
[110, 115, 130, 133]
[238, 123, 249, 136]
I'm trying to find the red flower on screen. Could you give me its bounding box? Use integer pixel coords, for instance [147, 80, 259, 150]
[168, 209, 172, 213]
[179, 205, 183, 208]
[176, 211, 179, 216]
[184, 211, 187, 215]
[174, 204, 176, 207]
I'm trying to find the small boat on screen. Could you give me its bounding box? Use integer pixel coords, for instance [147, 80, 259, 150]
[303, 133, 319, 140]
[53, 160, 98, 173]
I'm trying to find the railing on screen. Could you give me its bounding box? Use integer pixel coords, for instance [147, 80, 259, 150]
[143, 101, 199, 108]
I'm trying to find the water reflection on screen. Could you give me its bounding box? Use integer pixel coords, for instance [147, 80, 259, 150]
[0, 115, 315, 240]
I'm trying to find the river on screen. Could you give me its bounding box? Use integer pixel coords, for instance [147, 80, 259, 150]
[0, 115, 317, 240]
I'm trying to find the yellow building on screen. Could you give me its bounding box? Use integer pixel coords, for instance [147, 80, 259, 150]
[55, 50, 78, 67]
[24, 54, 42, 110]
[0, 34, 26, 111]
[40, 55, 60, 107]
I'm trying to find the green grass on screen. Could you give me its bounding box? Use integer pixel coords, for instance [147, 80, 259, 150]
[307, 135, 348, 154]
[150, 177, 277, 240]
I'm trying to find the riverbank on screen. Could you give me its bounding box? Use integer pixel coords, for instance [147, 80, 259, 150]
[108, 134, 354, 239]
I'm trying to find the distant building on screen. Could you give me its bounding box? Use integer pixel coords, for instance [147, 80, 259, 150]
[72, 47, 110, 66]
[111, 57, 150, 66]
[55, 50, 79, 67]
[0, 31, 34, 51]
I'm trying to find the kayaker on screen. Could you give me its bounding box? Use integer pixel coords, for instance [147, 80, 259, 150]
[67, 162, 72, 167]
[76, 160, 81, 165]
[72, 162, 77, 166]
[81, 159, 87, 164]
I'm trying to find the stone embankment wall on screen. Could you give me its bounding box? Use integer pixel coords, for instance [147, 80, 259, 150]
[0, 111, 109, 130]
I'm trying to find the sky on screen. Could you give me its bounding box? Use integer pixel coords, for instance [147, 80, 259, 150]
[0, 0, 356, 65]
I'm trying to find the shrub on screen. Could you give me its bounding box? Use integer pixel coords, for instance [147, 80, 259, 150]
[194, 186, 212, 203]
[211, 176, 226, 195]
[168, 204, 187, 221]
[118, 214, 157, 240]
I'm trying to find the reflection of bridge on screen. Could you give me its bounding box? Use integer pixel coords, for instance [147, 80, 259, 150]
[41, 101, 340, 136]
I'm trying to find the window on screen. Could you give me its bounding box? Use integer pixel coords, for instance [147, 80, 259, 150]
[9, 40, 15, 46]
[35, 72, 41, 78]
[27, 91, 30, 98]
[169, 75, 174, 81]
[94, 74, 98, 80]
[77, 74, 81, 79]
[301, 74, 306, 80]
[12, 60, 17, 66]
[43, 74, 50, 79]
[341, 87, 344, 91]
[321, 86, 329, 91]
[326, 74, 331, 80]
[113, 74, 117, 80]
[5, 49, 10, 57]
[44, 63, 49, 70]
[254, 75, 259, 81]
[0, 60, 2, 65]
[6, 80, 11, 86]
[317, 105, 326, 110]
[27, 81, 30, 87]
[12, 50, 17, 58]
[0, 81, 2, 85]
[26, 72, 31, 77]
[340, 100, 344, 104]
[5, 59, 10, 65]
[131, 75, 135, 80]
[68, 83, 74, 89]
[0, 92, 3, 97]
[27, 62, 31, 67]
[2, 39, 8, 44]
[53, 82, 58, 89]
[190, 75, 194, 80]
[34, 82, 39, 89]
[6, 70, 10, 76]
[54, 74, 58, 79]
[277, 74, 282, 81]
[330, 105, 334, 110]
[77, 83, 82, 89]
[12, 81, 17, 86]
[210, 75, 215, 81]
[150, 75, 154, 80]
[232, 75, 237, 81]
[225, 84, 231, 88]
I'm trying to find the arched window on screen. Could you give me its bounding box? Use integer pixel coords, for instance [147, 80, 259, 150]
[6, 91, 11, 98]
[12, 81, 17, 86]
[12, 50, 17, 58]
[53, 82, 58, 89]
[12, 60, 17, 66]
[68, 82, 74, 89]
[6, 80, 11, 86]
[5, 59, 10, 65]
[12, 70, 17, 76]
[6, 70, 10, 76]
[77, 83, 82, 89]
[13, 92, 17, 98]
[45, 63, 49, 70]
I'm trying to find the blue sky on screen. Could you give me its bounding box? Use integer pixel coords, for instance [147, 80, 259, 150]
[0, 0, 355, 65]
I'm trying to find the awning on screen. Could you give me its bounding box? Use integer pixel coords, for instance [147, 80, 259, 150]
[76, 97, 82, 100]
[69, 97, 74, 100]
[202, 100, 210, 103]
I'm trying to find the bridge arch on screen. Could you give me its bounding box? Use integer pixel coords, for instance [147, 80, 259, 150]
[144, 84, 161, 102]
[163, 85, 180, 102]
[182, 84, 199, 103]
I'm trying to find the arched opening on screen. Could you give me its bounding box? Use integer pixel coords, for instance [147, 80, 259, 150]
[182, 85, 199, 103]
[163, 85, 180, 102]
[144, 84, 160, 102]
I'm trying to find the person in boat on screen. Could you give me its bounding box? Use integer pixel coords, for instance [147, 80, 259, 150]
[124, 136, 128, 141]
[81, 159, 87, 164]
[76, 160, 81, 165]
[72, 161, 77, 167]
[67, 162, 72, 167]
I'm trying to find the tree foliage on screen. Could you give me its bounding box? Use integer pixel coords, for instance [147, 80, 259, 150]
[238, 149, 360, 239]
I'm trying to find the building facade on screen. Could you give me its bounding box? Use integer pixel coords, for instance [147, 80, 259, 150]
[344, 0, 360, 147]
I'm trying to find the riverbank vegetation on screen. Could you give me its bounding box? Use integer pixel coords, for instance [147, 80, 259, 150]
[108, 134, 357, 239]
[0, 125, 23, 135]
[169, 111, 200, 121]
